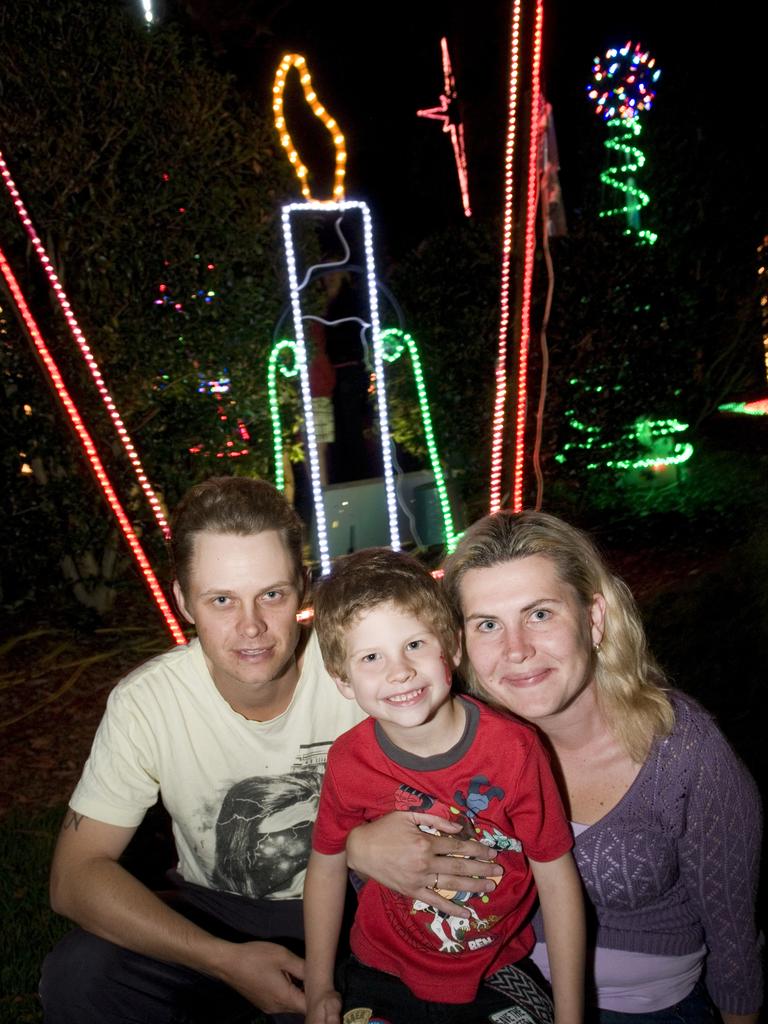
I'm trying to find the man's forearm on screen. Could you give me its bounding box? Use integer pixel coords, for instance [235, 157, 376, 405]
[52, 856, 230, 977]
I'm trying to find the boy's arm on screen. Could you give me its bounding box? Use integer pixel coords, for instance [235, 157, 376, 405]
[529, 852, 585, 1024]
[304, 848, 349, 1024]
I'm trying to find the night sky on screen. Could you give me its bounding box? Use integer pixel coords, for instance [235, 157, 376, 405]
[183, 0, 765, 267]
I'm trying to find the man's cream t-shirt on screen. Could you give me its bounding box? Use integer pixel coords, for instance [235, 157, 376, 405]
[70, 632, 364, 899]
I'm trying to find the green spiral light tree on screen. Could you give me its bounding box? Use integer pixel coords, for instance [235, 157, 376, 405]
[587, 41, 661, 245]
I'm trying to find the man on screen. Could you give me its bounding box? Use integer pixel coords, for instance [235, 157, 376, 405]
[40, 476, 500, 1024]
[40, 477, 364, 1023]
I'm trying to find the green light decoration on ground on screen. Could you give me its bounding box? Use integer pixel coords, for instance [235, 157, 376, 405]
[718, 400, 768, 417]
[267, 338, 299, 493]
[380, 328, 463, 553]
[588, 42, 661, 246]
[267, 329, 463, 552]
[557, 379, 693, 472]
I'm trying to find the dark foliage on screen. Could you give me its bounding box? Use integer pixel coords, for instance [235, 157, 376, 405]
[0, 0, 293, 614]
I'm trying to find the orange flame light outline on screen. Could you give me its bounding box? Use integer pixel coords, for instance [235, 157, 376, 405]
[272, 54, 347, 201]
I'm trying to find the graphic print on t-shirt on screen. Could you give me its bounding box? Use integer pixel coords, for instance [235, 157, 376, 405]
[210, 741, 332, 898]
[391, 777, 521, 955]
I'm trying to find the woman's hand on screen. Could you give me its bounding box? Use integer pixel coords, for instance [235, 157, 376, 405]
[346, 810, 502, 917]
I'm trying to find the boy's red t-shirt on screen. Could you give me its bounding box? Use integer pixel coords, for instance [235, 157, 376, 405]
[312, 696, 572, 1003]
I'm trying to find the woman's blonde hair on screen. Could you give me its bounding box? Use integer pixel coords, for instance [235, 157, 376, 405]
[443, 511, 673, 763]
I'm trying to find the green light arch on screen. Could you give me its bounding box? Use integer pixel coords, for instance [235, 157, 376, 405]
[267, 338, 299, 493]
[267, 330, 463, 553]
[380, 328, 462, 553]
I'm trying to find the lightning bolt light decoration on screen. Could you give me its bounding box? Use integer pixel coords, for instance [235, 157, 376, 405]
[417, 38, 472, 218]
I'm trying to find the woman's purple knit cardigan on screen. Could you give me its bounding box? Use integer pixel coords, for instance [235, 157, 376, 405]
[562, 691, 763, 1014]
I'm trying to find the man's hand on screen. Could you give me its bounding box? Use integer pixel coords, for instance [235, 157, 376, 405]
[50, 810, 305, 1013]
[306, 986, 342, 1024]
[346, 810, 502, 917]
[209, 940, 306, 1014]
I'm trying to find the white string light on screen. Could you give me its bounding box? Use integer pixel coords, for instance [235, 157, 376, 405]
[281, 204, 331, 576]
[280, 201, 400, 573]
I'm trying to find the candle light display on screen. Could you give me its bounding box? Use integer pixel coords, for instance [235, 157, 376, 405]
[272, 54, 346, 203]
[281, 201, 401, 574]
[272, 53, 401, 570]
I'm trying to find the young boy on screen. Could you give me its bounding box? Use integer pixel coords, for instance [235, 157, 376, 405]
[306, 548, 584, 1024]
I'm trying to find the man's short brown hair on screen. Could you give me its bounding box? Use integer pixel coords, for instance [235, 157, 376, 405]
[312, 548, 459, 679]
[171, 477, 304, 598]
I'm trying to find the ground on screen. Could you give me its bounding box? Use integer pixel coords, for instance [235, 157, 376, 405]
[0, 623, 172, 818]
[1, 414, 766, 1023]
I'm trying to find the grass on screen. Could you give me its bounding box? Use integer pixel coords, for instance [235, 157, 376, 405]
[2, 425, 764, 1022]
[0, 807, 69, 1024]
[0, 804, 271, 1024]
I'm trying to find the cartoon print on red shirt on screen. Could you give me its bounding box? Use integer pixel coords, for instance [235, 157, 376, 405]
[393, 776, 522, 954]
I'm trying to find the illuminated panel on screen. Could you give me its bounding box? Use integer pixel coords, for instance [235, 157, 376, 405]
[380, 328, 463, 552]
[267, 338, 299, 493]
[417, 37, 472, 217]
[0, 244, 186, 645]
[489, 0, 522, 513]
[281, 201, 401, 572]
[272, 54, 347, 202]
[0, 149, 170, 538]
[511, 0, 544, 512]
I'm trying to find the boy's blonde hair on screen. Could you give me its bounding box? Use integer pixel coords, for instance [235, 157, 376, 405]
[313, 548, 459, 679]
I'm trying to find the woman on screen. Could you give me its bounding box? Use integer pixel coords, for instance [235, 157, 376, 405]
[441, 510, 762, 1024]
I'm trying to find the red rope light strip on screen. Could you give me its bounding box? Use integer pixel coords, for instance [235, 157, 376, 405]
[489, 0, 523, 513]
[511, 0, 544, 512]
[0, 244, 187, 646]
[0, 149, 171, 538]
